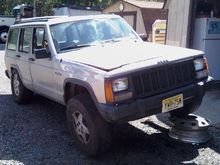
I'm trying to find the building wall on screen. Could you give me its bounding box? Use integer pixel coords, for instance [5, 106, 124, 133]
[53, 7, 101, 16]
[166, 0, 191, 47]
[103, 1, 146, 35]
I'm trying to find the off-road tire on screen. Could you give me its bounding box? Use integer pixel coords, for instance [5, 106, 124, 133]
[11, 70, 32, 104]
[66, 94, 111, 157]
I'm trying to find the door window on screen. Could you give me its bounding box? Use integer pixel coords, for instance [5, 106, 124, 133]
[7, 28, 19, 50]
[33, 27, 46, 51]
[19, 28, 32, 53]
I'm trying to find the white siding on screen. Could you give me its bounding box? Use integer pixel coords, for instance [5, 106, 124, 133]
[166, 0, 191, 47]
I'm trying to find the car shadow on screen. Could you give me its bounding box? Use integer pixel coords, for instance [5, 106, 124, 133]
[0, 94, 219, 165]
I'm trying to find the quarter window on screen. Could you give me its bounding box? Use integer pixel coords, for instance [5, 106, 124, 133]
[7, 28, 19, 50]
[19, 28, 32, 53]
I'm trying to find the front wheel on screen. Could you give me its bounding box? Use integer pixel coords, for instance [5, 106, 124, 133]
[66, 95, 111, 157]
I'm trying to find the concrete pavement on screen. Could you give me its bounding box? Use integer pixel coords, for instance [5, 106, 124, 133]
[196, 89, 220, 125]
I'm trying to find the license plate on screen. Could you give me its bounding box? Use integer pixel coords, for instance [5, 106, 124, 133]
[162, 94, 183, 112]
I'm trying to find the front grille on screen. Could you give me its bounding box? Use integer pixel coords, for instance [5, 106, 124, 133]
[131, 60, 196, 97]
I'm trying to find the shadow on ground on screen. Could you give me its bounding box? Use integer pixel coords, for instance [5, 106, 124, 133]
[0, 94, 220, 165]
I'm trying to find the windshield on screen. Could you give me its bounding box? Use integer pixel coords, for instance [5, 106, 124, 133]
[50, 18, 138, 53]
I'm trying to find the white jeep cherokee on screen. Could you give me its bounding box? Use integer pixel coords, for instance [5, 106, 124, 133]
[4, 15, 211, 157]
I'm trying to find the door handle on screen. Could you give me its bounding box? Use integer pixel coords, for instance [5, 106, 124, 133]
[15, 55, 20, 58]
[29, 58, 35, 62]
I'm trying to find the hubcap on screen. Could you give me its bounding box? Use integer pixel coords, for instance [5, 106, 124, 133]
[0, 32, 8, 42]
[72, 111, 90, 144]
[13, 74, 20, 96]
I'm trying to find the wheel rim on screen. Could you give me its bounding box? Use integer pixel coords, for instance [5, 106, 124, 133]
[13, 74, 20, 96]
[72, 111, 90, 144]
[0, 31, 8, 43]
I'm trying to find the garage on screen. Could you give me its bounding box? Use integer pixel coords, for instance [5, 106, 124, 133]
[103, 0, 167, 41]
[164, 0, 220, 81]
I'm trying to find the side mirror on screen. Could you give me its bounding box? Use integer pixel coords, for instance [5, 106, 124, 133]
[139, 33, 148, 42]
[35, 48, 50, 59]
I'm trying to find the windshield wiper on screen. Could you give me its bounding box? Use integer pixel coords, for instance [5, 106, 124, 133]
[60, 43, 93, 51]
[101, 38, 122, 44]
[101, 37, 138, 44]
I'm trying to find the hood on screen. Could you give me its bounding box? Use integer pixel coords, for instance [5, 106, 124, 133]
[59, 41, 203, 71]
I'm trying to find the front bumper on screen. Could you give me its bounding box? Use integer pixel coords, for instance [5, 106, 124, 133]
[97, 81, 210, 123]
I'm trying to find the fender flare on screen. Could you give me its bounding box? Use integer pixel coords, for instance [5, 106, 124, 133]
[63, 78, 99, 107]
[10, 64, 24, 81]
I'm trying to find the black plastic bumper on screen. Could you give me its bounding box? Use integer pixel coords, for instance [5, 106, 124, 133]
[97, 82, 209, 123]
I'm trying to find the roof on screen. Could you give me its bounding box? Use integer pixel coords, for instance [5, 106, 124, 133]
[123, 0, 164, 9]
[11, 14, 121, 27]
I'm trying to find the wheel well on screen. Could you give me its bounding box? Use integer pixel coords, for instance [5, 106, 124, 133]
[11, 67, 16, 73]
[64, 83, 90, 103]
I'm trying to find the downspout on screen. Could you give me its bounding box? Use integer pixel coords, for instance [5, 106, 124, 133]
[186, 0, 196, 48]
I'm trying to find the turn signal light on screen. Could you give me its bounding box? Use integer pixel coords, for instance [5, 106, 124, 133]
[105, 80, 114, 103]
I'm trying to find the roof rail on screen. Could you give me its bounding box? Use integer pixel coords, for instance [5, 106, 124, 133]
[14, 16, 68, 24]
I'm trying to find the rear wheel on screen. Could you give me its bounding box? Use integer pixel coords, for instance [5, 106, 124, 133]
[11, 70, 32, 104]
[66, 94, 111, 157]
[0, 29, 8, 43]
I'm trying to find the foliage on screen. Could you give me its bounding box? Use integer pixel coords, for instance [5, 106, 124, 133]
[0, 0, 164, 16]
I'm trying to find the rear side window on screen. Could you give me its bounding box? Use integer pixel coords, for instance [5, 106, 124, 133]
[19, 28, 32, 53]
[7, 28, 19, 50]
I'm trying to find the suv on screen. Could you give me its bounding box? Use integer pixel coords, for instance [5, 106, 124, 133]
[5, 15, 211, 156]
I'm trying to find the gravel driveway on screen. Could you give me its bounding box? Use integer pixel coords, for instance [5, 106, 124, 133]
[0, 45, 220, 165]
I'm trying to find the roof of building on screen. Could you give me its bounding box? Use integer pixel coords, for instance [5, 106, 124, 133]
[123, 0, 164, 9]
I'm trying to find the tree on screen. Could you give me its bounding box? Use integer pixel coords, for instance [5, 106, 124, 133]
[0, 0, 118, 16]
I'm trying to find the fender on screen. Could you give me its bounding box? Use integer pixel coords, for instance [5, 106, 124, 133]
[63, 78, 99, 107]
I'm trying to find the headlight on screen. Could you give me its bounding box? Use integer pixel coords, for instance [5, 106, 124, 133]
[112, 78, 128, 92]
[194, 58, 206, 71]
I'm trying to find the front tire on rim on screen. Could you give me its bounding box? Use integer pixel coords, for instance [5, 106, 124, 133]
[66, 94, 111, 157]
[11, 70, 32, 104]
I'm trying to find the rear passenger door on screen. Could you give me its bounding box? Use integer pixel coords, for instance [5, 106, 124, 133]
[16, 27, 33, 89]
